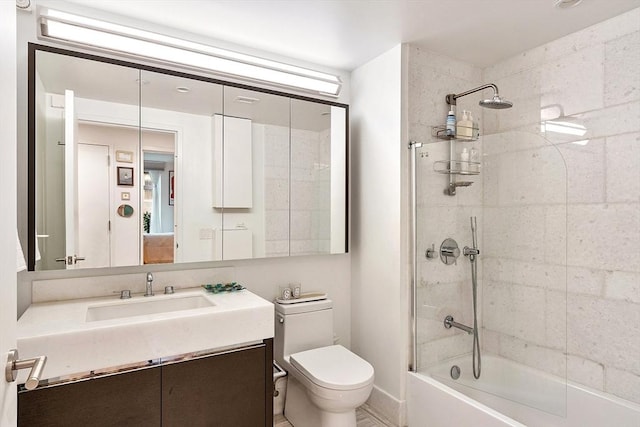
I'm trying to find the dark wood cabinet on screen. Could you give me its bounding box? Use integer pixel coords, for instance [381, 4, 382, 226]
[163, 344, 268, 427]
[19, 340, 273, 427]
[18, 366, 161, 427]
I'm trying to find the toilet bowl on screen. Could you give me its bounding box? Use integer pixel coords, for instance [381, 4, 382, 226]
[274, 298, 374, 427]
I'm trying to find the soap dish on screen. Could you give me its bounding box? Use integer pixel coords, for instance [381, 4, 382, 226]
[202, 282, 245, 293]
[275, 292, 327, 304]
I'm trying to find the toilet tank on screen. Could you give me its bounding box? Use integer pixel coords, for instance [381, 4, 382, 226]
[274, 299, 333, 366]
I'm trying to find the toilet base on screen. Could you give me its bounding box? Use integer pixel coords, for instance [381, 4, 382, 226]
[284, 376, 357, 427]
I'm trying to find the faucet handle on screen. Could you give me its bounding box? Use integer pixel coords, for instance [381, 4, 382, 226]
[113, 290, 131, 299]
[164, 286, 175, 295]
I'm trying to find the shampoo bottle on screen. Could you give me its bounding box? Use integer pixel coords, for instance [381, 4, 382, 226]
[457, 110, 473, 140]
[446, 109, 456, 136]
[456, 110, 469, 139]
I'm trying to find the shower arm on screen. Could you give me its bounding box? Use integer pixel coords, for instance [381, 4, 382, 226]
[446, 83, 499, 106]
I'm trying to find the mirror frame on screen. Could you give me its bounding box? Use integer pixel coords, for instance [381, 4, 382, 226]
[27, 43, 349, 270]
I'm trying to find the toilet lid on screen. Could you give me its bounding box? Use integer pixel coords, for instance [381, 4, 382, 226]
[290, 345, 374, 391]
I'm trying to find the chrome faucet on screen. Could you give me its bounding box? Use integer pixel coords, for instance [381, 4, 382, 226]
[144, 272, 154, 297]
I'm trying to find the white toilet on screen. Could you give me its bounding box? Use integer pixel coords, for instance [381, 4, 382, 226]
[274, 297, 374, 427]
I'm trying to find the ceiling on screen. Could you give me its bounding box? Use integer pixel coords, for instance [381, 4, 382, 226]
[61, 0, 640, 71]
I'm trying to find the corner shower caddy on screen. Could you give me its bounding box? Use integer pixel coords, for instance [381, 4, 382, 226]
[431, 83, 512, 196]
[431, 124, 480, 196]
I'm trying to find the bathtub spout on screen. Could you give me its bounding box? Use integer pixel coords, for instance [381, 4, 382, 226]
[444, 315, 474, 334]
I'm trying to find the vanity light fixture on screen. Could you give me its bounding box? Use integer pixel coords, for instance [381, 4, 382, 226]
[39, 8, 342, 96]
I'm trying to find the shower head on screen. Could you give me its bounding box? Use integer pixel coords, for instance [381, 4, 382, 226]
[446, 83, 513, 109]
[479, 94, 513, 109]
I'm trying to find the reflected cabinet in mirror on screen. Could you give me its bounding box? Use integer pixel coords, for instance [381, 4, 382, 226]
[28, 44, 348, 271]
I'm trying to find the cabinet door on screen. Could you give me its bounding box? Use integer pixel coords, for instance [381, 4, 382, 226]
[18, 366, 161, 427]
[213, 114, 253, 209]
[162, 345, 268, 427]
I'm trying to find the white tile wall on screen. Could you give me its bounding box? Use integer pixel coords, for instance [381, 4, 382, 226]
[262, 124, 332, 256]
[604, 31, 640, 107]
[567, 355, 604, 391]
[481, 8, 640, 405]
[606, 132, 640, 203]
[410, 7, 640, 405]
[408, 45, 484, 374]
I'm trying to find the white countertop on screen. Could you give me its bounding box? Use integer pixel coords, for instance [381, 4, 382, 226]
[17, 288, 274, 381]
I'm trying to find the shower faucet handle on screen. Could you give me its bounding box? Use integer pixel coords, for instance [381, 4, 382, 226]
[425, 244, 437, 259]
[441, 246, 460, 258]
[440, 238, 460, 265]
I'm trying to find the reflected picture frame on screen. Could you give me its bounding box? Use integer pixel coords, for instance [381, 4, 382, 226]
[117, 166, 134, 186]
[115, 150, 134, 163]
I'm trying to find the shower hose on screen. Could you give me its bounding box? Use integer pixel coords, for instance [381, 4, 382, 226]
[470, 252, 481, 379]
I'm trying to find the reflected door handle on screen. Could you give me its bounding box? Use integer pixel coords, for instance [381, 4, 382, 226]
[5, 349, 47, 390]
[55, 255, 85, 265]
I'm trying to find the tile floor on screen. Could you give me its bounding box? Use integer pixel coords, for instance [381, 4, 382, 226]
[274, 405, 393, 427]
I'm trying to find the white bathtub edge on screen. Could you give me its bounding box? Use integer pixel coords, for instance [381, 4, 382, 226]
[408, 372, 526, 427]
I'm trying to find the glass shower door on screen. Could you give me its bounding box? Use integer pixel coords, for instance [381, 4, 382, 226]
[413, 129, 568, 417]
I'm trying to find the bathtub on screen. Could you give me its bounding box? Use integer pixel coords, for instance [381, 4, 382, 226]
[407, 355, 640, 427]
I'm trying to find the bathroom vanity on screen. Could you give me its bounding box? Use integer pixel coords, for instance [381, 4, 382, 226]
[15, 287, 274, 426]
[18, 342, 272, 427]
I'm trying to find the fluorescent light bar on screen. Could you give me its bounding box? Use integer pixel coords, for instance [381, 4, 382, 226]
[39, 9, 341, 96]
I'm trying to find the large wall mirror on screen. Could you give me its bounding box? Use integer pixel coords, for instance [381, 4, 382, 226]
[28, 44, 348, 271]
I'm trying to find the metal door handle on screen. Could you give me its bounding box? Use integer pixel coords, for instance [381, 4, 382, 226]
[5, 349, 47, 390]
[54, 255, 86, 265]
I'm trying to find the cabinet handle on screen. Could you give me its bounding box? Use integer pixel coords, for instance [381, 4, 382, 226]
[5, 349, 47, 390]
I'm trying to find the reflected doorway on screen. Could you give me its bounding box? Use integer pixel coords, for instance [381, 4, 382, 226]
[142, 133, 176, 264]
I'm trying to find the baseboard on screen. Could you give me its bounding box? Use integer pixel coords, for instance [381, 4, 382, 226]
[365, 385, 407, 427]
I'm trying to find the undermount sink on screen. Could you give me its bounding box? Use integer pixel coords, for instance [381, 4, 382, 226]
[85, 295, 215, 322]
[17, 287, 274, 380]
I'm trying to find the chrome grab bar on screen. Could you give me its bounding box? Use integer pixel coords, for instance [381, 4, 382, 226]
[5, 349, 47, 390]
[444, 315, 474, 334]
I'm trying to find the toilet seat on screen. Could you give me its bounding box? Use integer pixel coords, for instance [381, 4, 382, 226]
[290, 345, 374, 391]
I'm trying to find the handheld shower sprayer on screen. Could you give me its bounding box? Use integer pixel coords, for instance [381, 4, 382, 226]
[442, 216, 481, 379]
[471, 216, 477, 248]
[467, 216, 481, 379]
[463, 216, 480, 260]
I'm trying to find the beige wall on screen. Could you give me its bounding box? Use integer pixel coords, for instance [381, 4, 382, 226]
[351, 44, 409, 426]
